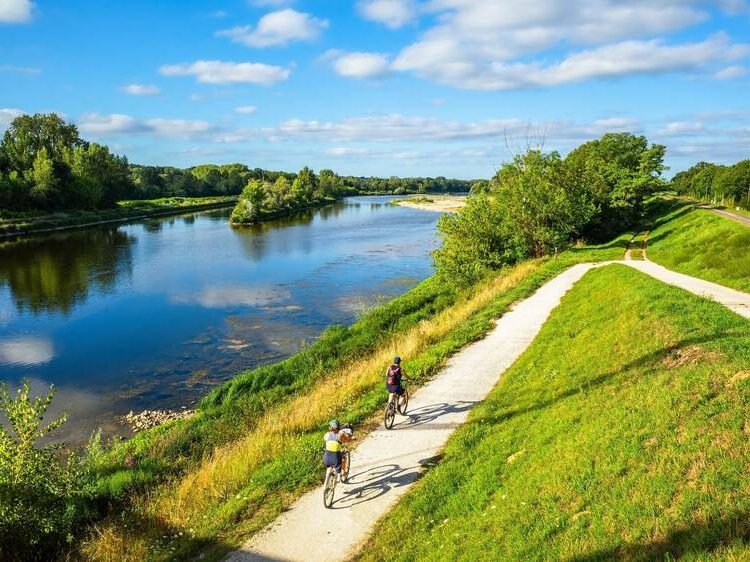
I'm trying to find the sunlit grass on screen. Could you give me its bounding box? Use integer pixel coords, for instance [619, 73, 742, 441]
[644, 198, 750, 293]
[359, 264, 750, 561]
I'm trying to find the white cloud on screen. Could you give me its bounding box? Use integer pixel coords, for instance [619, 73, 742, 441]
[78, 113, 214, 138]
[0, 0, 33, 23]
[357, 0, 417, 29]
[122, 83, 161, 96]
[657, 121, 706, 136]
[217, 9, 328, 47]
[0, 108, 23, 131]
[275, 114, 529, 142]
[160, 60, 290, 85]
[235, 105, 258, 114]
[394, 32, 750, 90]
[0, 64, 41, 74]
[250, 0, 294, 6]
[591, 117, 638, 130]
[326, 146, 370, 156]
[327, 51, 391, 79]
[338, 1, 750, 90]
[715, 65, 747, 79]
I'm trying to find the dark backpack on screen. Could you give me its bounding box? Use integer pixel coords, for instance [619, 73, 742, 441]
[386, 365, 402, 386]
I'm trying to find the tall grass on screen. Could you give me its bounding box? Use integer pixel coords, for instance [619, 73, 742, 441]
[359, 264, 750, 561]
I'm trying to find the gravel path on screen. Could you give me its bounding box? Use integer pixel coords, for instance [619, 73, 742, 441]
[227, 261, 750, 562]
[708, 208, 750, 227]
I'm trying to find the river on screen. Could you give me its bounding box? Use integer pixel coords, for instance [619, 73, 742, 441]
[0, 196, 440, 443]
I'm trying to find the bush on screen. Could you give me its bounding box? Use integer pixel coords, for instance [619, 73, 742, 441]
[0, 381, 95, 561]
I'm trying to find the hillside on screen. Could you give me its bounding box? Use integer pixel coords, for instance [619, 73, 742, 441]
[360, 263, 750, 561]
[644, 198, 750, 293]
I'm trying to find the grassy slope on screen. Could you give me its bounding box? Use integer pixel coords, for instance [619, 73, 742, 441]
[644, 198, 750, 293]
[359, 265, 750, 561]
[0, 196, 237, 236]
[79, 237, 632, 561]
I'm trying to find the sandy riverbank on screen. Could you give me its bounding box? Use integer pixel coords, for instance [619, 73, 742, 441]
[392, 194, 467, 213]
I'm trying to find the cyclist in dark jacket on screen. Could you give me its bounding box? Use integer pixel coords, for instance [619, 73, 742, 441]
[385, 356, 411, 403]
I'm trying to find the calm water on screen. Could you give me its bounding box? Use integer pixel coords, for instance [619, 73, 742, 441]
[0, 196, 440, 442]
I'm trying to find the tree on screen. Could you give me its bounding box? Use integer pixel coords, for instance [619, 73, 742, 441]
[565, 133, 666, 237]
[290, 166, 316, 204]
[434, 149, 595, 285]
[70, 143, 132, 207]
[1, 113, 80, 174]
[268, 175, 291, 209]
[28, 147, 58, 206]
[230, 179, 267, 224]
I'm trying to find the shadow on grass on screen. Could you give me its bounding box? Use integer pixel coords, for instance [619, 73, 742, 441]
[568, 510, 750, 561]
[478, 332, 728, 428]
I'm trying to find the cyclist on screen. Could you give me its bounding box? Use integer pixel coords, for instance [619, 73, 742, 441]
[323, 420, 353, 478]
[385, 356, 411, 404]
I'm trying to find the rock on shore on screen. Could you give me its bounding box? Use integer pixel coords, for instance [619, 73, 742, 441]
[123, 408, 194, 432]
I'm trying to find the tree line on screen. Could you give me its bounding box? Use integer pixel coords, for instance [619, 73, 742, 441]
[0, 113, 471, 212]
[671, 159, 750, 209]
[435, 133, 667, 284]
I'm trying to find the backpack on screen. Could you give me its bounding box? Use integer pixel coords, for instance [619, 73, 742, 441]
[386, 365, 401, 386]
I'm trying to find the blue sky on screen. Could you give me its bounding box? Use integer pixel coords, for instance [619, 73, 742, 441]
[1, 0, 749, 179]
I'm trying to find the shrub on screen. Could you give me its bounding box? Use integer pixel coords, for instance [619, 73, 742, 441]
[0, 381, 95, 561]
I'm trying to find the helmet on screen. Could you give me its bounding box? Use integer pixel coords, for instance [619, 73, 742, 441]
[329, 419, 340, 430]
[393, 356, 401, 364]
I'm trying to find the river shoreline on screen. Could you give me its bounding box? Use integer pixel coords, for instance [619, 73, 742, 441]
[0, 197, 239, 239]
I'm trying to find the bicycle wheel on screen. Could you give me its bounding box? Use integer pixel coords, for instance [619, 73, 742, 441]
[341, 451, 351, 483]
[397, 388, 409, 415]
[323, 469, 336, 508]
[384, 401, 396, 429]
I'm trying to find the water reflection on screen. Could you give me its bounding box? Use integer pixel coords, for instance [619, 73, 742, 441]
[171, 285, 291, 309]
[0, 196, 439, 444]
[0, 228, 134, 315]
[0, 336, 54, 366]
[232, 208, 318, 262]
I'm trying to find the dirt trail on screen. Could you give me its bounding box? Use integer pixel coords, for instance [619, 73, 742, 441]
[227, 261, 750, 562]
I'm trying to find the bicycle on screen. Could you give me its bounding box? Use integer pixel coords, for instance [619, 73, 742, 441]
[323, 447, 351, 508]
[383, 384, 409, 430]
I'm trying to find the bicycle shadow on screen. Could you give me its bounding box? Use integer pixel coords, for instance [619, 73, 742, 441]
[398, 400, 478, 429]
[330, 462, 421, 509]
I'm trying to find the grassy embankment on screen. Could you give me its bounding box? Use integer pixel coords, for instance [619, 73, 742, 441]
[360, 264, 750, 561]
[78, 234, 632, 560]
[642, 197, 750, 293]
[0, 196, 237, 237]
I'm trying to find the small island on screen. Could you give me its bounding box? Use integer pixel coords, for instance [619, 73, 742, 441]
[230, 167, 338, 225]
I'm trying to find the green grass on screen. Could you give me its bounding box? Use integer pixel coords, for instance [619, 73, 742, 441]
[644, 198, 750, 293]
[0, 196, 237, 236]
[359, 264, 750, 561]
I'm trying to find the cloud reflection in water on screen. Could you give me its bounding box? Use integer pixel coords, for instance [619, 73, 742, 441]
[0, 337, 55, 366]
[171, 285, 291, 309]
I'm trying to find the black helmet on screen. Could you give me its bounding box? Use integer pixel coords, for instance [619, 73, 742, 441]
[394, 356, 401, 364]
[329, 419, 340, 430]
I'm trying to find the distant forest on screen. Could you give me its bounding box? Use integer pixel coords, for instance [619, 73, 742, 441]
[0, 113, 473, 212]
